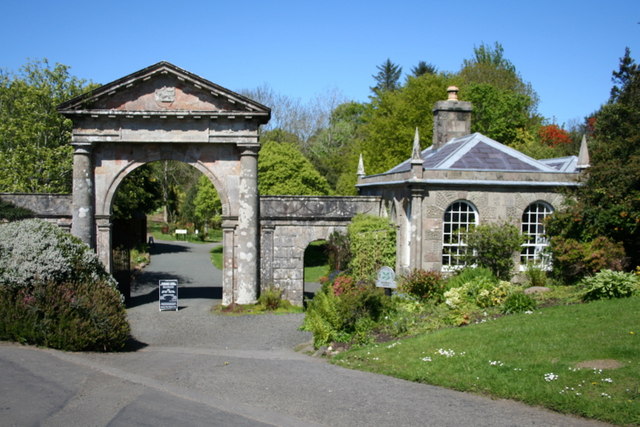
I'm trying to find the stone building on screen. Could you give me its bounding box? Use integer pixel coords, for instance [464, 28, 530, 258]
[356, 87, 589, 275]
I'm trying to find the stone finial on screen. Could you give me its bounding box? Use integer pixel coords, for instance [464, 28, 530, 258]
[357, 153, 366, 177]
[447, 86, 459, 101]
[577, 134, 590, 170]
[411, 128, 422, 163]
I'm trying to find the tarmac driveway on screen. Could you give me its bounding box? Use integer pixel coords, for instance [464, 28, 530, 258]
[0, 240, 608, 426]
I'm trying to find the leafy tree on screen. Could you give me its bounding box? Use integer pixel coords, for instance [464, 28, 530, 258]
[461, 83, 532, 146]
[410, 61, 437, 77]
[538, 124, 572, 147]
[371, 59, 403, 94]
[0, 59, 96, 193]
[547, 48, 640, 269]
[360, 72, 458, 174]
[258, 138, 332, 196]
[458, 42, 540, 144]
[111, 164, 162, 220]
[193, 174, 222, 231]
[307, 102, 367, 190]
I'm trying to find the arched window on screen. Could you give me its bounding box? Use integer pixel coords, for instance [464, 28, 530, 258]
[521, 202, 553, 266]
[442, 201, 478, 268]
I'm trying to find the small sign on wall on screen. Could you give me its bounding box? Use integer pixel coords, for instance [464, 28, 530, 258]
[159, 280, 178, 311]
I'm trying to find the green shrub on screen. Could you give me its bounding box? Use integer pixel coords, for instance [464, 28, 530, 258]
[258, 285, 284, 310]
[446, 267, 497, 289]
[0, 219, 130, 351]
[0, 279, 131, 351]
[444, 279, 513, 309]
[399, 269, 445, 302]
[501, 291, 537, 314]
[302, 278, 389, 348]
[524, 263, 548, 287]
[347, 214, 396, 281]
[550, 236, 626, 284]
[581, 269, 639, 302]
[302, 288, 342, 347]
[463, 223, 524, 280]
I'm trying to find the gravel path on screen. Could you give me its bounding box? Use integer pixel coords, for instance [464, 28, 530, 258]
[126, 240, 311, 350]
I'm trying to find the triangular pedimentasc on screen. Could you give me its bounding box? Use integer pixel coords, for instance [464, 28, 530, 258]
[58, 61, 270, 123]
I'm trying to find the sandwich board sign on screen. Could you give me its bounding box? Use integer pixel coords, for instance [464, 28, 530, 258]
[159, 280, 178, 311]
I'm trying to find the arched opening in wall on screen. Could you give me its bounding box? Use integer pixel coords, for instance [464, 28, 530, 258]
[110, 160, 224, 307]
[303, 239, 330, 302]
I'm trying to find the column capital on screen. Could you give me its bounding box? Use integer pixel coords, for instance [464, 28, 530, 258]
[71, 141, 95, 155]
[237, 142, 260, 157]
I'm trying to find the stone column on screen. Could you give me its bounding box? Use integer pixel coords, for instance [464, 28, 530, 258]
[71, 141, 95, 248]
[235, 143, 260, 304]
[221, 219, 237, 305]
[409, 186, 425, 270]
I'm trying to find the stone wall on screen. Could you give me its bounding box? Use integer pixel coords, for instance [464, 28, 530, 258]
[0, 193, 72, 229]
[260, 196, 384, 305]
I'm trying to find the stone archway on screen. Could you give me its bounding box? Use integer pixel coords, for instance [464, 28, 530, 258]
[59, 62, 270, 305]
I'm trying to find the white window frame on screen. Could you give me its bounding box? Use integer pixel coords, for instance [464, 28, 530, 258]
[520, 202, 554, 268]
[442, 200, 478, 270]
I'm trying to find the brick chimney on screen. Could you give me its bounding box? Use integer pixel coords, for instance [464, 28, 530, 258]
[432, 86, 472, 149]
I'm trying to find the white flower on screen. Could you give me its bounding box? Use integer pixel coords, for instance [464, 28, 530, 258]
[544, 373, 559, 382]
[436, 348, 456, 357]
[422, 356, 432, 362]
[602, 377, 613, 383]
[489, 360, 504, 366]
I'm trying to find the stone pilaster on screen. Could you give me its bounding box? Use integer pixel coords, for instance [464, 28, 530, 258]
[95, 215, 112, 272]
[222, 219, 237, 305]
[409, 186, 425, 270]
[235, 143, 260, 304]
[260, 224, 275, 288]
[71, 141, 95, 248]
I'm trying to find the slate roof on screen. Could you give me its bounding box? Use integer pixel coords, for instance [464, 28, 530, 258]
[386, 133, 579, 174]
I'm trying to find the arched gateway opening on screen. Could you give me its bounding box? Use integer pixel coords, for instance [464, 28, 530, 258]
[58, 62, 270, 305]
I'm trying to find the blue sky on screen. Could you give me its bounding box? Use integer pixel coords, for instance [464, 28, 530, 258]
[2, 0, 639, 127]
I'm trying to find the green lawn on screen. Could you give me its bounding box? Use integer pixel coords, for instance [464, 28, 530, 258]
[333, 296, 640, 425]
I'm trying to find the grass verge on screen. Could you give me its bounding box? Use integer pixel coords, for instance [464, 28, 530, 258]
[211, 302, 303, 315]
[333, 296, 640, 425]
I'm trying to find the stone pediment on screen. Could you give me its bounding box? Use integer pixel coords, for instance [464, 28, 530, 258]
[58, 62, 270, 122]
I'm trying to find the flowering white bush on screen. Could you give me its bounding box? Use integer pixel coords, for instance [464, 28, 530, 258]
[0, 219, 117, 290]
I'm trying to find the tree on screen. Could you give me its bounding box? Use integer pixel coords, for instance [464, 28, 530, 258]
[410, 61, 437, 77]
[306, 102, 367, 190]
[111, 164, 162, 220]
[371, 59, 402, 94]
[458, 42, 539, 123]
[258, 139, 332, 196]
[193, 174, 222, 232]
[461, 83, 532, 145]
[0, 59, 97, 193]
[547, 48, 640, 269]
[360, 72, 458, 174]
